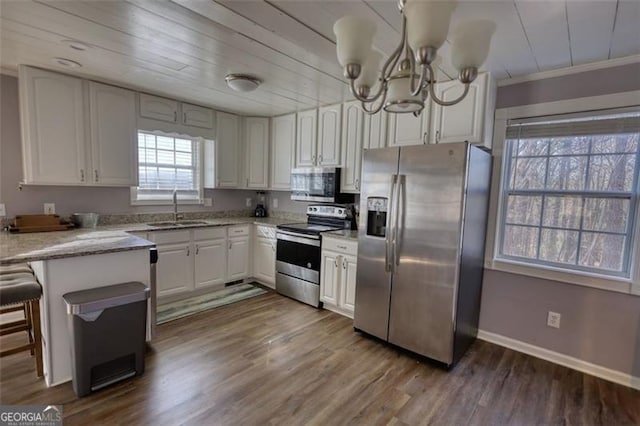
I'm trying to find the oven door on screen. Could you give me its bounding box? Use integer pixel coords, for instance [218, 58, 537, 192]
[276, 231, 322, 307]
[276, 231, 321, 283]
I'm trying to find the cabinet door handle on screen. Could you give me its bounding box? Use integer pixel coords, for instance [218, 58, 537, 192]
[312, 155, 316, 164]
[334, 257, 339, 268]
[337, 245, 348, 250]
[186, 246, 190, 256]
[80, 169, 85, 182]
[94, 170, 99, 182]
[183, 112, 187, 123]
[246, 178, 249, 187]
[195, 244, 199, 255]
[355, 179, 359, 190]
[342, 258, 347, 269]
[435, 130, 440, 143]
[228, 241, 232, 250]
[423, 132, 428, 144]
[174, 111, 177, 122]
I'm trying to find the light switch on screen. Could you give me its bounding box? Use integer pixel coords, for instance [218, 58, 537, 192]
[204, 198, 213, 207]
[44, 203, 55, 215]
[0, 203, 6, 217]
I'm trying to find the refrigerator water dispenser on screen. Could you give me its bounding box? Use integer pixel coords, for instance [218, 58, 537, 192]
[366, 197, 388, 238]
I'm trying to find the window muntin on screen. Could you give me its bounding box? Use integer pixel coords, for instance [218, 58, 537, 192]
[499, 111, 640, 277]
[132, 131, 203, 203]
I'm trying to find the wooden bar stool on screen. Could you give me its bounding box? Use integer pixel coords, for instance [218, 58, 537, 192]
[0, 264, 43, 377]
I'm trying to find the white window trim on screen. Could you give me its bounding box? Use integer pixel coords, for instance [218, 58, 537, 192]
[130, 130, 206, 206]
[485, 90, 640, 296]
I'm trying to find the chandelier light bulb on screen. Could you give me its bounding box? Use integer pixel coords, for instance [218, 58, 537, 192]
[333, 15, 377, 68]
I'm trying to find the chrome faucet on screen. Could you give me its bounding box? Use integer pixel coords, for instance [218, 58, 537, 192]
[172, 189, 183, 222]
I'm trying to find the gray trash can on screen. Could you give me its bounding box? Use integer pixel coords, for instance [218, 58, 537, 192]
[63, 282, 150, 397]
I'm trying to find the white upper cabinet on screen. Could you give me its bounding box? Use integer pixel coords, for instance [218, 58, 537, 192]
[215, 111, 241, 188]
[19, 66, 87, 185]
[296, 109, 317, 167]
[243, 117, 269, 189]
[430, 73, 495, 148]
[270, 113, 296, 190]
[317, 104, 342, 166]
[139, 93, 178, 123]
[387, 104, 431, 147]
[363, 111, 388, 150]
[341, 101, 364, 193]
[88, 82, 137, 186]
[181, 102, 214, 129]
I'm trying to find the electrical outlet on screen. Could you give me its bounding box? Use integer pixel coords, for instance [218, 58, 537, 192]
[272, 198, 278, 209]
[547, 311, 561, 329]
[204, 198, 213, 207]
[0, 203, 6, 217]
[245, 198, 252, 207]
[44, 203, 55, 215]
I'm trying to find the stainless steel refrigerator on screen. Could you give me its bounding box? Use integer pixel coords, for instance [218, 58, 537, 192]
[354, 142, 491, 367]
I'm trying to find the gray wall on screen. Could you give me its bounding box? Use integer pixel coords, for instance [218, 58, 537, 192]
[0, 74, 307, 217]
[480, 62, 640, 378]
[496, 62, 640, 109]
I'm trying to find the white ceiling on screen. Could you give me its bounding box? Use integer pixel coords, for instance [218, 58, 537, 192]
[1, 0, 638, 116]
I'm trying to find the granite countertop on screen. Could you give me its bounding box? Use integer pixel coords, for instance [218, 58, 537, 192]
[0, 217, 296, 265]
[323, 229, 359, 241]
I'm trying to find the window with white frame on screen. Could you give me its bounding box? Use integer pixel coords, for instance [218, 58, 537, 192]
[131, 131, 204, 204]
[498, 109, 640, 278]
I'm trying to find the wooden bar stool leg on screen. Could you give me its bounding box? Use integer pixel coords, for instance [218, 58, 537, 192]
[25, 302, 34, 355]
[29, 299, 43, 377]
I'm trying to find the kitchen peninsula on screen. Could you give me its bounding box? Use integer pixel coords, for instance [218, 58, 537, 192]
[0, 216, 290, 387]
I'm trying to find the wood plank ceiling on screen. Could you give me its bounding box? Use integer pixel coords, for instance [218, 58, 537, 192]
[0, 0, 638, 116]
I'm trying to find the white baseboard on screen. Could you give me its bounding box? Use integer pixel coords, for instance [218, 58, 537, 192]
[477, 330, 640, 391]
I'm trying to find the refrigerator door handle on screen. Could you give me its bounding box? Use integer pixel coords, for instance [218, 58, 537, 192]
[386, 174, 398, 272]
[394, 175, 405, 266]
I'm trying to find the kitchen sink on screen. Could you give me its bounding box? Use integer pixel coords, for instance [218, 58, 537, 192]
[147, 220, 208, 227]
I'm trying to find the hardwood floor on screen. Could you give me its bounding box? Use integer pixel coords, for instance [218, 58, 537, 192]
[1, 291, 639, 425]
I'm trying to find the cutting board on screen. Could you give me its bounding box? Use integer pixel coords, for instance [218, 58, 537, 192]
[10, 214, 75, 233]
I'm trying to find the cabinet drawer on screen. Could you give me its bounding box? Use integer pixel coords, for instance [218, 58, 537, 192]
[255, 225, 276, 240]
[194, 227, 226, 241]
[228, 225, 250, 237]
[322, 237, 358, 256]
[148, 229, 190, 245]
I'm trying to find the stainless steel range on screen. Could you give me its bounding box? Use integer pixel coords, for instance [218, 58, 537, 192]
[276, 204, 355, 307]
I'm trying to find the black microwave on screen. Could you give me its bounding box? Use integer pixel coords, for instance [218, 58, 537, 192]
[290, 168, 354, 203]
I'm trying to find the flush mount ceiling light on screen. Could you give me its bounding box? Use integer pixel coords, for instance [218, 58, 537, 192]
[333, 0, 496, 115]
[52, 57, 82, 68]
[225, 74, 261, 92]
[61, 40, 91, 51]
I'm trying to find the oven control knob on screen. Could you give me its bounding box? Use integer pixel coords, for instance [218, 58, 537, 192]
[307, 262, 312, 268]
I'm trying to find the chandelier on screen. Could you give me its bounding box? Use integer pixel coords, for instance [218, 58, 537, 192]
[333, 0, 496, 115]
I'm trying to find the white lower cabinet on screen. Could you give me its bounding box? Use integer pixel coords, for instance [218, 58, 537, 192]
[150, 230, 194, 298]
[150, 225, 250, 300]
[194, 228, 227, 289]
[320, 236, 358, 318]
[227, 225, 250, 281]
[253, 225, 276, 288]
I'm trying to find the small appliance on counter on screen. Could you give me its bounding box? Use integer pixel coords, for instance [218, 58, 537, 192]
[254, 204, 267, 217]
